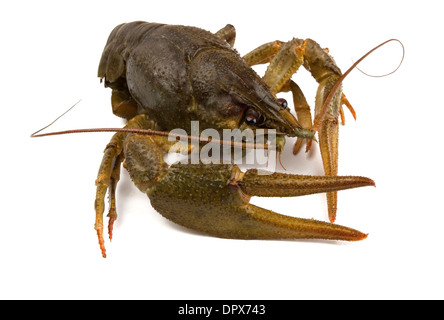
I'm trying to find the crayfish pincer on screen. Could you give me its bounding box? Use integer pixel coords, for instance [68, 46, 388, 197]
[90, 21, 376, 257]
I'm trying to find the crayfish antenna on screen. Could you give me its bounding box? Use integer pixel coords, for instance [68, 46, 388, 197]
[312, 39, 404, 135]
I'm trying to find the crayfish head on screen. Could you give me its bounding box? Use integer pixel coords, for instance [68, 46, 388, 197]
[189, 49, 313, 145]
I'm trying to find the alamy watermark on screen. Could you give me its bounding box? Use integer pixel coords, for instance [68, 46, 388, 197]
[167, 121, 279, 172]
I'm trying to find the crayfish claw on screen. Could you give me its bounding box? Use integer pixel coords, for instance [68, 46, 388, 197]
[238, 168, 375, 198]
[145, 163, 372, 242]
[239, 203, 368, 241]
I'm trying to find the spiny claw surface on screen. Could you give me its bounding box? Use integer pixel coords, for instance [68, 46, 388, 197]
[141, 163, 373, 241]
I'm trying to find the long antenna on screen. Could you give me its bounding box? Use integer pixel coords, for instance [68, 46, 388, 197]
[312, 39, 404, 134]
[32, 126, 272, 150]
[30, 101, 279, 150]
[30, 99, 82, 137]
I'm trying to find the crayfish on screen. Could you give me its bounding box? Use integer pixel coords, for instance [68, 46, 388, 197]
[34, 22, 400, 257]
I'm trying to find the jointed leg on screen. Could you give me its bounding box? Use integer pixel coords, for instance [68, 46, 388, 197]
[95, 132, 125, 258]
[243, 40, 283, 66]
[244, 38, 356, 129]
[215, 24, 236, 47]
[94, 114, 148, 258]
[290, 80, 312, 154]
[340, 93, 356, 125]
[107, 152, 124, 241]
[244, 38, 359, 222]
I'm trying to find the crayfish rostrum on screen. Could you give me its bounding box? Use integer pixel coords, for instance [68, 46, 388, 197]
[89, 21, 376, 257]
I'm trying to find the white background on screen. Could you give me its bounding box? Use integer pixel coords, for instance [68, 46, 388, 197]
[1, 0, 443, 299]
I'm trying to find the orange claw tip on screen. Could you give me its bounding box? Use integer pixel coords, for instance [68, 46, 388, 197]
[96, 227, 107, 258]
[100, 245, 107, 258]
[98, 245, 107, 258]
[344, 230, 368, 241]
[331, 225, 368, 242]
[351, 231, 368, 241]
[357, 177, 375, 188]
[352, 232, 368, 241]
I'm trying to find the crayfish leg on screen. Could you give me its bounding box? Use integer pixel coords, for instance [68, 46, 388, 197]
[290, 80, 313, 155]
[261, 40, 305, 95]
[215, 24, 236, 47]
[341, 93, 357, 123]
[107, 153, 124, 241]
[243, 40, 283, 66]
[94, 133, 125, 258]
[318, 118, 339, 222]
[94, 114, 147, 258]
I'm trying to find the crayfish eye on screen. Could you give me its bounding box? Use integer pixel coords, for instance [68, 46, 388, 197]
[244, 108, 262, 126]
[277, 98, 288, 109]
